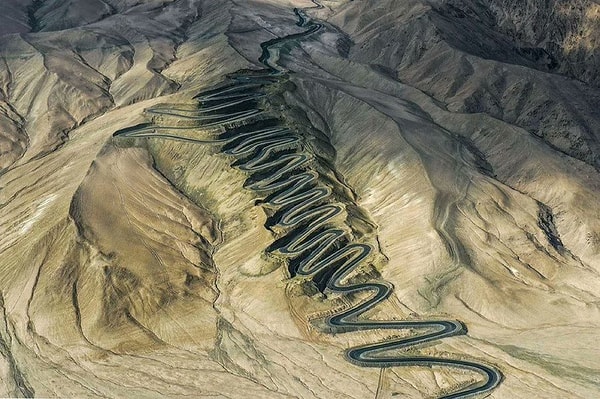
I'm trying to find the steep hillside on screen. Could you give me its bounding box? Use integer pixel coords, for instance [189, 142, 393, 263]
[0, 0, 599, 398]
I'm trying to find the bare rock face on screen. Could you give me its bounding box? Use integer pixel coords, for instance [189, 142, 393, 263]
[0, 0, 32, 37]
[0, 0, 599, 398]
[0, 0, 193, 169]
[0, 99, 27, 172]
[472, 0, 599, 85]
[426, 0, 600, 85]
[330, 0, 600, 170]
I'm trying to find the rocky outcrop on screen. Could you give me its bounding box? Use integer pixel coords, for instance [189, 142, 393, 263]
[329, 0, 600, 170]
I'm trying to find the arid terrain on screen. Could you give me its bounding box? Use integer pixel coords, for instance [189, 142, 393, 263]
[0, 0, 599, 398]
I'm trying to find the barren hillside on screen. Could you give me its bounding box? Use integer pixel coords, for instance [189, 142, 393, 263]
[0, 0, 599, 398]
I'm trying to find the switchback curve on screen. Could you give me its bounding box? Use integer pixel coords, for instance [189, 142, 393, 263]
[114, 1, 502, 397]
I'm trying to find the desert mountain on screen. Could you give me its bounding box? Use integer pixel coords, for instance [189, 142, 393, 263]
[0, 0, 599, 398]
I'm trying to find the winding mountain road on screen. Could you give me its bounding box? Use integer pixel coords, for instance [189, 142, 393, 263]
[114, 1, 502, 397]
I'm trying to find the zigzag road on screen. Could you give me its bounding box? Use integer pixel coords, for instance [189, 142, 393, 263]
[114, 1, 502, 397]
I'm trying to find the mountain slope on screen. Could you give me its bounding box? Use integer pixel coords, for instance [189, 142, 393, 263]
[0, 0, 599, 398]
